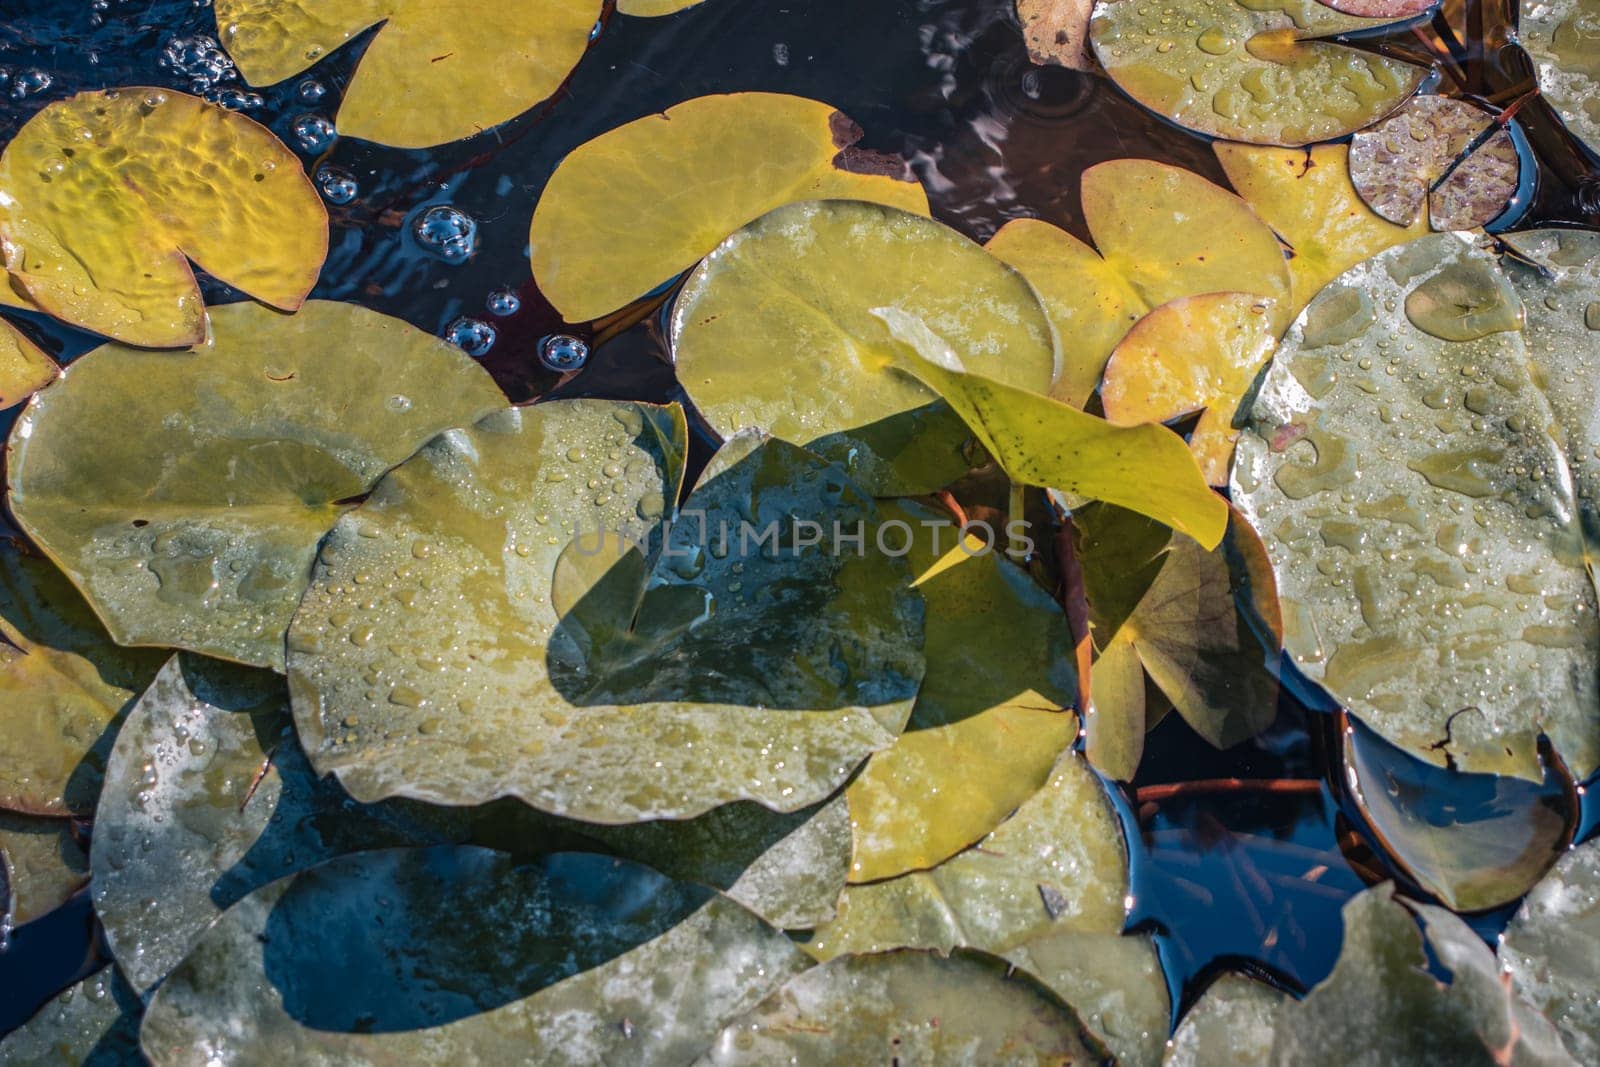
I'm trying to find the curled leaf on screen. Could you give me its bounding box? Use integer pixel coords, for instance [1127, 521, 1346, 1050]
[1349, 96, 1521, 231]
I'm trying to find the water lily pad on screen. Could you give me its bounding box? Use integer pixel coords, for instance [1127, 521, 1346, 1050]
[1091, 0, 1425, 146]
[1232, 233, 1600, 780]
[697, 949, 1105, 1064]
[1017, 0, 1095, 70]
[1214, 142, 1427, 315]
[844, 501, 1078, 884]
[985, 160, 1291, 407]
[6, 300, 505, 672]
[1520, 0, 1600, 154]
[140, 848, 811, 1064]
[0, 89, 324, 348]
[1318, 0, 1435, 13]
[1006, 930, 1171, 1067]
[672, 199, 1055, 496]
[214, 0, 599, 148]
[0, 967, 143, 1066]
[617, 0, 707, 12]
[287, 403, 923, 821]
[1349, 96, 1521, 231]
[0, 539, 168, 816]
[1165, 974, 1287, 1067]
[0, 812, 88, 929]
[0, 321, 55, 411]
[531, 94, 930, 322]
[1500, 838, 1600, 1064]
[1101, 292, 1278, 485]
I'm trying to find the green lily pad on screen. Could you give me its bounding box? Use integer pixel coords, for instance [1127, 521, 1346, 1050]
[287, 402, 923, 821]
[696, 949, 1106, 1064]
[1520, 0, 1600, 154]
[1231, 233, 1600, 780]
[0, 967, 143, 1066]
[1165, 974, 1288, 1067]
[1501, 838, 1600, 1065]
[1349, 96, 1521, 231]
[0, 539, 168, 816]
[0, 812, 88, 929]
[1091, 0, 1426, 146]
[6, 300, 506, 672]
[671, 199, 1057, 496]
[0, 321, 56, 411]
[1007, 930, 1171, 1067]
[140, 848, 811, 1064]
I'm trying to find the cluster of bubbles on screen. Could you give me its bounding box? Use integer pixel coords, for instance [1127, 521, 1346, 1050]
[445, 318, 497, 357]
[0, 68, 53, 101]
[160, 35, 234, 93]
[315, 165, 359, 205]
[292, 114, 337, 153]
[412, 205, 478, 264]
[539, 335, 589, 372]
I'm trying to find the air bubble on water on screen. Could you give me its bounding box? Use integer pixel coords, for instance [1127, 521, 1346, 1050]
[213, 87, 263, 109]
[412, 205, 478, 264]
[446, 318, 496, 357]
[316, 165, 358, 205]
[539, 334, 589, 372]
[297, 78, 327, 103]
[486, 288, 521, 316]
[11, 69, 51, 100]
[774, 42, 791, 66]
[292, 113, 337, 153]
[161, 35, 236, 93]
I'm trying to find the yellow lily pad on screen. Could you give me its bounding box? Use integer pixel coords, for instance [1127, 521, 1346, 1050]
[534, 94, 930, 323]
[0, 320, 56, 410]
[214, 0, 599, 148]
[1, 812, 89, 927]
[1101, 292, 1278, 485]
[1090, 0, 1425, 146]
[985, 159, 1290, 406]
[616, 0, 708, 14]
[0, 89, 325, 348]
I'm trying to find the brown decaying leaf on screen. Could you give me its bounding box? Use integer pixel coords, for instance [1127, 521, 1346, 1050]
[1315, 0, 1435, 16]
[1017, 0, 1095, 71]
[1349, 96, 1520, 231]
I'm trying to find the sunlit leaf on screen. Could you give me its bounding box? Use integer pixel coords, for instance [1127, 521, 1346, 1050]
[1318, 0, 1435, 12]
[0, 320, 56, 411]
[533, 95, 929, 322]
[985, 160, 1291, 406]
[287, 404, 923, 822]
[1349, 96, 1521, 231]
[1101, 292, 1278, 485]
[140, 848, 811, 1064]
[1520, 0, 1600, 154]
[617, 0, 707, 13]
[214, 0, 599, 148]
[1165, 973, 1287, 1067]
[0, 89, 324, 348]
[844, 500, 1078, 884]
[1016, 0, 1095, 70]
[672, 199, 1054, 495]
[1214, 142, 1427, 316]
[1006, 930, 1171, 1067]
[1232, 233, 1600, 780]
[1090, 0, 1425, 146]
[698, 949, 1106, 1064]
[0, 812, 87, 928]
[6, 301, 506, 672]
[1501, 837, 1600, 1065]
[0, 968, 142, 1066]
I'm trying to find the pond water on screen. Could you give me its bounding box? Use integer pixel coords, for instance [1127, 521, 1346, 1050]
[1, 0, 1598, 1048]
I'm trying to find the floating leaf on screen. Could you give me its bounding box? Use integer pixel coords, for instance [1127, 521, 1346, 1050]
[1101, 292, 1278, 485]
[214, 0, 598, 148]
[0, 813, 88, 929]
[844, 501, 1078, 883]
[140, 848, 811, 1064]
[1213, 142, 1427, 315]
[0, 967, 142, 1065]
[0, 321, 55, 411]
[1520, 0, 1600, 154]
[1006, 930, 1171, 1067]
[287, 404, 923, 821]
[1017, 0, 1095, 70]
[617, 0, 707, 12]
[6, 301, 505, 671]
[1090, 0, 1425, 146]
[0, 89, 324, 348]
[1165, 974, 1288, 1067]
[1317, 0, 1435, 13]
[1501, 838, 1600, 1065]
[1232, 234, 1600, 780]
[985, 160, 1291, 406]
[698, 949, 1105, 1064]
[0, 540, 167, 816]
[672, 199, 1054, 495]
[1349, 96, 1521, 231]
[531, 94, 930, 322]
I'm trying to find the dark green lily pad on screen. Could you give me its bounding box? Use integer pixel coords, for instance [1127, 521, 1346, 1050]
[1007, 930, 1170, 1067]
[5, 301, 506, 671]
[1501, 838, 1600, 1065]
[139, 848, 810, 1064]
[0, 811, 88, 929]
[0, 967, 143, 1066]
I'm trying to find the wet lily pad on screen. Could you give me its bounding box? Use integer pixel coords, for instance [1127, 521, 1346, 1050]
[0, 539, 168, 816]
[985, 159, 1291, 406]
[1500, 838, 1600, 1064]
[1165, 973, 1288, 1067]
[1091, 0, 1425, 146]
[0, 967, 143, 1066]
[672, 199, 1055, 496]
[531, 94, 930, 322]
[1232, 234, 1600, 780]
[617, 0, 708, 12]
[0, 89, 324, 348]
[140, 848, 811, 1064]
[6, 300, 505, 672]
[1349, 96, 1521, 231]
[844, 501, 1078, 884]
[1520, 0, 1600, 154]
[214, 0, 599, 148]
[1017, 0, 1095, 70]
[1006, 930, 1171, 1067]
[0, 322, 55, 411]
[1318, 0, 1435, 13]
[1101, 292, 1278, 485]
[287, 403, 924, 822]
[0, 812, 88, 929]
[697, 949, 1105, 1064]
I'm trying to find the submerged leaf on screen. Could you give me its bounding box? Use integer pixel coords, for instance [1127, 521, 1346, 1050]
[0, 321, 56, 411]
[531, 94, 930, 322]
[0, 89, 324, 348]
[672, 199, 1055, 496]
[1017, 0, 1095, 70]
[1091, 0, 1425, 146]
[0, 967, 143, 1066]
[214, 0, 599, 148]
[1501, 838, 1600, 1065]
[0, 812, 88, 928]
[6, 301, 505, 671]
[1349, 96, 1521, 231]
[1520, 0, 1600, 154]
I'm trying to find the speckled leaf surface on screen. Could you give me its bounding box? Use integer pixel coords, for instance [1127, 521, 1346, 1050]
[985, 160, 1291, 406]
[1164, 974, 1287, 1067]
[1501, 838, 1600, 1065]
[1007, 930, 1170, 1067]
[0, 967, 143, 1066]
[696, 949, 1105, 1065]
[0, 812, 88, 929]
[0, 321, 56, 411]
[1318, 0, 1435, 13]
[0, 540, 167, 816]
[140, 848, 811, 1066]
[6, 301, 505, 672]
[845, 501, 1078, 884]
[0, 89, 323, 348]
[1349, 96, 1521, 231]
[672, 199, 1056, 496]
[1231, 234, 1600, 780]
[531, 94, 930, 322]
[1091, 0, 1425, 146]
[288, 405, 923, 822]
[1017, 0, 1096, 69]
[214, 0, 599, 148]
[1521, 0, 1600, 153]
